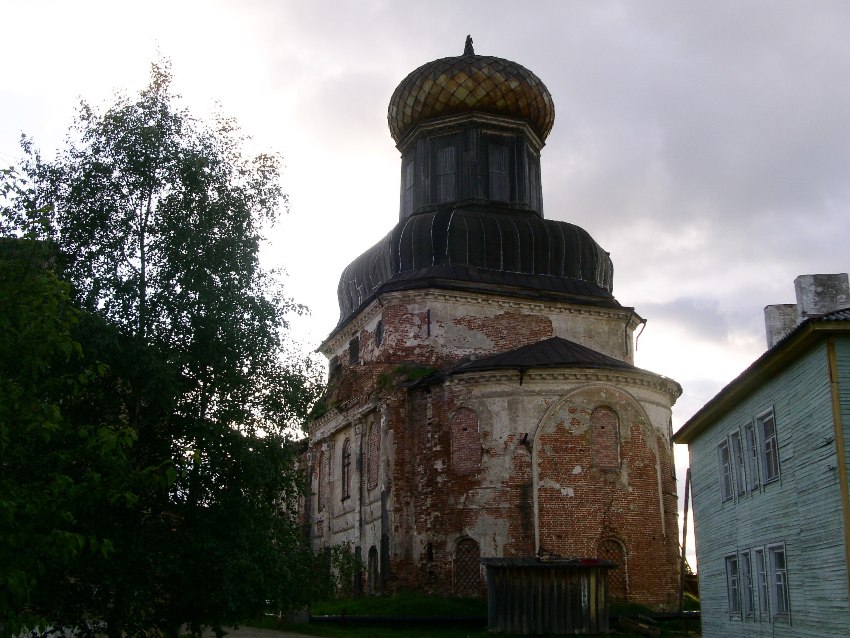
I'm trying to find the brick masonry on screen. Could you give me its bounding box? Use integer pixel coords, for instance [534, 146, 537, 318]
[307, 288, 681, 608]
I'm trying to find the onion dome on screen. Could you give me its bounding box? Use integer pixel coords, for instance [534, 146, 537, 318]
[335, 208, 616, 326]
[388, 36, 555, 144]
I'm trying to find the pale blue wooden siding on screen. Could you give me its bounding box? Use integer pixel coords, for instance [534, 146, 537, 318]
[690, 339, 850, 637]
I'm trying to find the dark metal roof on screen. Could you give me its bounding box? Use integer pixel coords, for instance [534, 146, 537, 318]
[335, 208, 617, 327]
[450, 336, 636, 374]
[815, 308, 850, 321]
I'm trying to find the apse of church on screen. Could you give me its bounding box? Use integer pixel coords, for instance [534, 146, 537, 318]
[305, 37, 682, 608]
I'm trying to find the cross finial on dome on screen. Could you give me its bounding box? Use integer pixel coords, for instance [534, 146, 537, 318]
[463, 35, 474, 56]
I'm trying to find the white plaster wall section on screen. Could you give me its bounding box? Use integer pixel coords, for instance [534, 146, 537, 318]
[539, 477, 576, 498]
[466, 515, 512, 557]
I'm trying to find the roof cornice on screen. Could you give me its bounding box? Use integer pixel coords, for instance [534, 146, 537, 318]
[673, 321, 850, 444]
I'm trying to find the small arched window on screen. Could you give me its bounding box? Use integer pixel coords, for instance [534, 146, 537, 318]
[591, 406, 620, 469]
[367, 419, 380, 491]
[450, 408, 481, 474]
[341, 438, 352, 500]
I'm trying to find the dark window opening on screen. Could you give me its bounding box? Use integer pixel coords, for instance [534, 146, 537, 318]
[341, 438, 352, 500]
[375, 319, 384, 347]
[349, 336, 360, 365]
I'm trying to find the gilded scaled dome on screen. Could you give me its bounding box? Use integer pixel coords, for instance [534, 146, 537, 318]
[388, 36, 555, 143]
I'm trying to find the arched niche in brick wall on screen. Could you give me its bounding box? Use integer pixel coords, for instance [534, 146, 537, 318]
[530, 384, 664, 559]
[453, 537, 481, 597]
[597, 537, 629, 600]
[450, 407, 481, 474]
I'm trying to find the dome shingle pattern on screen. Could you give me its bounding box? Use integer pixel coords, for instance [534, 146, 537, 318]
[388, 51, 555, 143]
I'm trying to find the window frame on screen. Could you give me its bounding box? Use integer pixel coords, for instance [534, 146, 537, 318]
[754, 547, 770, 619]
[768, 543, 790, 621]
[729, 430, 747, 497]
[718, 439, 734, 502]
[744, 422, 761, 492]
[757, 409, 780, 484]
[740, 549, 754, 619]
[725, 553, 741, 616]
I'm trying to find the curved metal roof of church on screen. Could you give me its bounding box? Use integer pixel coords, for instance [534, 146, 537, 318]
[332, 39, 617, 331]
[336, 207, 616, 325]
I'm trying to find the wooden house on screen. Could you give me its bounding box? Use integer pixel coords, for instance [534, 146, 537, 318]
[673, 273, 850, 637]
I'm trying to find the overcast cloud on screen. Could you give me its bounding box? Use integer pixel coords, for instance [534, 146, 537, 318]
[4, 0, 850, 568]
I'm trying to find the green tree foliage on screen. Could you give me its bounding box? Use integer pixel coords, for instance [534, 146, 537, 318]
[2, 62, 322, 635]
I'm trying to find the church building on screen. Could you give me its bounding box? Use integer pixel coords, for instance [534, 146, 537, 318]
[306, 38, 682, 607]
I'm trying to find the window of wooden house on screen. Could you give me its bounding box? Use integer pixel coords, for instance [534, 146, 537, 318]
[744, 422, 760, 491]
[341, 438, 352, 500]
[725, 553, 741, 615]
[717, 440, 734, 501]
[591, 406, 620, 469]
[740, 550, 754, 618]
[729, 431, 747, 496]
[450, 408, 481, 474]
[757, 410, 780, 483]
[754, 548, 770, 618]
[768, 544, 790, 619]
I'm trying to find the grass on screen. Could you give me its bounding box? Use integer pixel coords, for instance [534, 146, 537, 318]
[248, 593, 700, 638]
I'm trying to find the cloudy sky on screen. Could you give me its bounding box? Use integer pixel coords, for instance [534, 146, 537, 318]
[4, 0, 849, 567]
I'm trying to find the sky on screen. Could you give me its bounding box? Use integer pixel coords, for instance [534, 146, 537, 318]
[4, 0, 850, 570]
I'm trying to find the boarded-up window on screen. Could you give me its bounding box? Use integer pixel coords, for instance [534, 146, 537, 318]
[488, 142, 510, 201]
[454, 538, 481, 597]
[367, 419, 380, 490]
[436, 143, 456, 203]
[591, 406, 620, 468]
[341, 438, 352, 500]
[598, 538, 628, 600]
[450, 408, 481, 474]
[403, 159, 415, 215]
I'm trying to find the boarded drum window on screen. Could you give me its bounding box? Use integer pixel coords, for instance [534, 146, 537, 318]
[450, 408, 481, 474]
[454, 538, 481, 597]
[367, 419, 380, 491]
[591, 406, 620, 469]
[598, 538, 628, 600]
